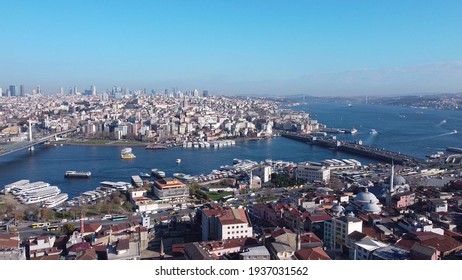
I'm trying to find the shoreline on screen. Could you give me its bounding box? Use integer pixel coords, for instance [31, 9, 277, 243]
[47, 136, 276, 147]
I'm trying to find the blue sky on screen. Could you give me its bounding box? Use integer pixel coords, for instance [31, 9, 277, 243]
[1, 0, 462, 96]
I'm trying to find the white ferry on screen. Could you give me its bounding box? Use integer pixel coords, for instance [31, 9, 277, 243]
[65, 171, 91, 178]
[43, 193, 68, 208]
[21, 186, 61, 204]
[2, 179, 29, 194]
[11, 181, 50, 196]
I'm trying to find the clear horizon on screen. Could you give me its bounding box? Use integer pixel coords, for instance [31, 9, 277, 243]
[1, 1, 462, 96]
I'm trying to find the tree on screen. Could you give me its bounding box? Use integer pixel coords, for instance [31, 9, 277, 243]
[122, 201, 133, 212]
[102, 202, 113, 214]
[62, 223, 75, 236]
[40, 208, 50, 221]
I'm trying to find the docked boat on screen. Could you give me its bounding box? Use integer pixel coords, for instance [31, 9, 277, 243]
[121, 147, 136, 159]
[145, 143, 168, 149]
[65, 171, 91, 178]
[10, 181, 50, 196]
[43, 193, 68, 208]
[21, 186, 61, 205]
[350, 128, 358, 135]
[139, 172, 151, 178]
[151, 168, 166, 178]
[3, 179, 29, 194]
[370, 129, 378, 135]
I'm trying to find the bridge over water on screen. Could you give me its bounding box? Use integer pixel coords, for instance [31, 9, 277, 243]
[0, 128, 78, 157]
[280, 131, 425, 165]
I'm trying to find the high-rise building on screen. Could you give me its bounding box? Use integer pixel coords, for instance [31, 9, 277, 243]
[36, 85, 41, 95]
[0, 87, 3, 96]
[202, 90, 209, 97]
[91, 85, 96, 96]
[60, 87, 64, 95]
[73, 86, 78, 95]
[19, 85, 25, 97]
[9, 85, 18, 96]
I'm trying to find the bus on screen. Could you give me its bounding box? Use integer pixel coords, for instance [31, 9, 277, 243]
[31, 222, 50, 229]
[46, 225, 61, 231]
[111, 215, 128, 221]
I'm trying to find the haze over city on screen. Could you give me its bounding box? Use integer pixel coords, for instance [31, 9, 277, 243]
[2, 1, 462, 95]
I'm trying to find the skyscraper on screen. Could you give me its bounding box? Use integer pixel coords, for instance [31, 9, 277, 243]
[9, 85, 18, 96]
[37, 85, 41, 94]
[91, 85, 96, 96]
[20, 85, 25, 97]
[0, 87, 3, 96]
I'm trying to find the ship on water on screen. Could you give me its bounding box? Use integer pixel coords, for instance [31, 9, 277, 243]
[42, 193, 68, 208]
[145, 143, 168, 149]
[151, 168, 166, 178]
[121, 147, 136, 159]
[65, 171, 91, 178]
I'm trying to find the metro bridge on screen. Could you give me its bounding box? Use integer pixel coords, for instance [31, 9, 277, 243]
[0, 128, 78, 157]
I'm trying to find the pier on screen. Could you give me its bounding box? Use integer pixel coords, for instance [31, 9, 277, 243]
[281, 131, 424, 165]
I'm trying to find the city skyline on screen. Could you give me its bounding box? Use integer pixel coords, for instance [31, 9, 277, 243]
[1, 1, 462, 96]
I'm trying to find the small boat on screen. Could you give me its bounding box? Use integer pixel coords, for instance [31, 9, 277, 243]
[370, 129, 378, 135]
[452, 130, 458, 134]
[65, 171, 91, 178]
[121, 147, 136, 159]
[139, 172, 151, 178]
[176, 159, 181, 164]
[151, 169, 166, 178]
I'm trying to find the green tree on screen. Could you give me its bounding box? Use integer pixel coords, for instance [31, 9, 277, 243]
[62, 223, 75, 235]
[122, 201, 133, 212]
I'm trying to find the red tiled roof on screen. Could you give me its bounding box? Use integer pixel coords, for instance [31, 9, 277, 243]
[201, 237, 258, 251]
[396, 231, 462, 254]
[69, 242, 91, 253]
[295, 247, 331, 260]
[0, 239, 19, 250]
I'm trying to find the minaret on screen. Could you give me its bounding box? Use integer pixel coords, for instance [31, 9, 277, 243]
[80, 212, 85, 235]
[386, 161, 394, 207]
[159, 237, 165, 260]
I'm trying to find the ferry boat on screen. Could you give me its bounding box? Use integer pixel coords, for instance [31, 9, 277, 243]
[121, 147, 136, 159]
[43, 193, 68, 208]
[10, 181, 50, 196]
[65, 171, 91, 178]
[145, 143, 168, 149]
[21, 186, 61, 204]
[3, 179, 29, 194]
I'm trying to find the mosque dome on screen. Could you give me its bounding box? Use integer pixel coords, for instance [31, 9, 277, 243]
[331, 203, 345, 213]
[361, 201, 382, 214]
[354, 188, 379, 204]
[385, 175, 406, 186]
